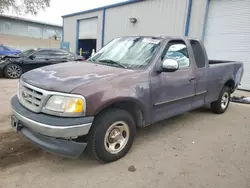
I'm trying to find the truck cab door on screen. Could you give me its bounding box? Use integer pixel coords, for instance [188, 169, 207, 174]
[151, 40, 196, 123]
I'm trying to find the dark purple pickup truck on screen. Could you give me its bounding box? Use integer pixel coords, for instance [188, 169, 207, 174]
[11, 36, 244, 162]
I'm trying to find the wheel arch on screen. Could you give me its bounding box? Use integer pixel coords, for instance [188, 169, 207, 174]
[224, 79, 235, 93]
[94, 98, 146, 128]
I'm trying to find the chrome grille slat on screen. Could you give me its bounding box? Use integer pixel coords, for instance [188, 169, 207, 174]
[22, 86, 43, 100]
[18, 82, 45, 112]
[23, 96, 41, 106]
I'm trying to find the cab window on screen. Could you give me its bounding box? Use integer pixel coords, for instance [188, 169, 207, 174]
[162, 41, 190, 69]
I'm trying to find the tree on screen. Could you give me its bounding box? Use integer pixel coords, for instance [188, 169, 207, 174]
[0, 0, 50, 15]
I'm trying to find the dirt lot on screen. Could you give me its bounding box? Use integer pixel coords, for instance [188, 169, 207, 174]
[0, 79, 250, 188]
[0, 79, 18, 133]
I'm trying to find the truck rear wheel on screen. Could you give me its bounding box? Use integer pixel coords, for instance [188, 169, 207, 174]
[88, 108, 136, 163]
[211, 86, 230, 114]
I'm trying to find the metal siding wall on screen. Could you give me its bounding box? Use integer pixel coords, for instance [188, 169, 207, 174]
[188, 0, 207, 39]
[79, 18, 98, 39]
[42, 25, 62, 39]
[205, 0, 250, 91]
[0, 17, 62, 39]
[0, 33, 60, 50]
[204, 0, 250, 90]
[104, 0, 188, 44]
[63, 10, 103, 53]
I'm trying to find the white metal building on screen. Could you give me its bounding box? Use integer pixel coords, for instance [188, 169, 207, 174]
[62, 0, 250, 90]
[0, 15, 62, 50]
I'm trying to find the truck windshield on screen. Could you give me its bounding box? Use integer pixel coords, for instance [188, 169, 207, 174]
[89, 37, 162, 69]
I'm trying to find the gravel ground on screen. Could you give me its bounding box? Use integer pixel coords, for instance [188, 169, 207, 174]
[0, 78, 250, 188]
[0, 79, 18, 133]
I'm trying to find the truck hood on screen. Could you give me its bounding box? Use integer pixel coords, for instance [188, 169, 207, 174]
[21, 61, 133, 93]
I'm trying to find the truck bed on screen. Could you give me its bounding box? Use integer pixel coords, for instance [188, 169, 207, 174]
[209, 60, 235, 64]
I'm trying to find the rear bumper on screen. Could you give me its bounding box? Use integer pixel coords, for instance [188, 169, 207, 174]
[11, 95, 94, 158]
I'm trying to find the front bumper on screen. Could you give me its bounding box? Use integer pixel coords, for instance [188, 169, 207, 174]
[11, 96, 94, 138]
[11, 95, 94, 158]
[15, 125, 87, 158]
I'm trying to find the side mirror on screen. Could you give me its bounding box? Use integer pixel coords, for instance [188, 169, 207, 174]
[29, 55, 35, 59]
[161, 59, 179, 72]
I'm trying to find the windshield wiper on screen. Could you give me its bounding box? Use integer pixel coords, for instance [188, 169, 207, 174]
[98, 59, 127, 69]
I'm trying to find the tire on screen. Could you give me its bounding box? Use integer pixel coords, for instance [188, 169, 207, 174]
[88, 108, 136, 163]
[4, 64, 23, 79]
[211, 86, 230, 114]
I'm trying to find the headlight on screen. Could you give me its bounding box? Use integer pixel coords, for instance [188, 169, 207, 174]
[44, 95, 85, 115]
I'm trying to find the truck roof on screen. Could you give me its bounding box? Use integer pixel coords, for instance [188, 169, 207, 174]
[119, 35, 200, 41]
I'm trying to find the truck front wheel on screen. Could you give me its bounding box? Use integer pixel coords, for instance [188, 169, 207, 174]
[211, 86, 230, 114]
[88, 108, 136, 163]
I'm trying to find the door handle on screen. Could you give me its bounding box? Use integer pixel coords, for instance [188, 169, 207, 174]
[189, 77, 196, 82]
[45, 58, 50, 61]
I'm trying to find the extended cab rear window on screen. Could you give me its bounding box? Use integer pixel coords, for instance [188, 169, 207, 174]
[190, 40, 206, 68]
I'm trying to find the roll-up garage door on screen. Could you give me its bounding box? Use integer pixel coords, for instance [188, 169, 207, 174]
[204, 0, 250, 90]
[79, 18, 98, 39]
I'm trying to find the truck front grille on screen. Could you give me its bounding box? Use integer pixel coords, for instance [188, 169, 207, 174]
[18, 82, 44, 112]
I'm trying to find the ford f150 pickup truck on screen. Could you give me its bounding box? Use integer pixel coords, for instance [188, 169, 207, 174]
[11, 36, 244, 163]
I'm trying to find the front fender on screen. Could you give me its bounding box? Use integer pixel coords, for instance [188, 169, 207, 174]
[94, 97, 146, 116]
[83, 84, 151, 124]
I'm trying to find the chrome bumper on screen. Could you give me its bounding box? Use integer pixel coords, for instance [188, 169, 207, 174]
[11, 95, 94, 138]
[12, 109, 92, 138]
